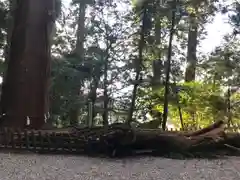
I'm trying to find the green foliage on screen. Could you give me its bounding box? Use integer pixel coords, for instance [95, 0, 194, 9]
[148, 81, 227, 128]
[50, 49, 105, 121]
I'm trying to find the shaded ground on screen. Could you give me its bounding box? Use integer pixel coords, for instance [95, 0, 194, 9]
[0, 153, 240, 179]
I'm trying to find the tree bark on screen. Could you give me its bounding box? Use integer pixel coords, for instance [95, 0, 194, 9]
[0, 0, 54, 129]
[102, 55, 109, 127]
[185, 13, 198, 82]
[71, 121, 228, 157]
[152, 1, 163, 87]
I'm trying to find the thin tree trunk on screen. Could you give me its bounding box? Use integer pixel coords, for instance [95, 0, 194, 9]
[0, 0, 54, 129]
[162, 8, 176, 130]
[227, 86, 232, 127]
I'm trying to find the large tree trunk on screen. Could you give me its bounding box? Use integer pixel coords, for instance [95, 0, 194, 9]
[0, 0, 55, 129]
[70, 120, 230, 157]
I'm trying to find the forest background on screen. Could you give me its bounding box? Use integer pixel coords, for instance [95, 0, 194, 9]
[0, 0, 239, 130]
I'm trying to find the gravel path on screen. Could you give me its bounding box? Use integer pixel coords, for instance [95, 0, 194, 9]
[0, 153, 240, 180]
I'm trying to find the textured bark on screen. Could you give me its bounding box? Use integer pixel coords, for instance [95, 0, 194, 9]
[69, 121, 230, 158]
[184, 120, 224, 137]
[0, 0, 54, 129]
[152, 6, 163, 88]
[185, 14, 198, 82]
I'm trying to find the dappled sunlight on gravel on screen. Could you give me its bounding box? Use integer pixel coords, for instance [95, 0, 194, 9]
[0, 153, 239, 179]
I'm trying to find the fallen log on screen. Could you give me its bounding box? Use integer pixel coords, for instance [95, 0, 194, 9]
[2, 121, 240, 158]
[94, 121, 229, 157]
[184, 120, 225, 137]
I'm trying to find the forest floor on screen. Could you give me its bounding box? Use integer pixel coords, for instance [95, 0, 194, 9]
[0, 153, 240, 180]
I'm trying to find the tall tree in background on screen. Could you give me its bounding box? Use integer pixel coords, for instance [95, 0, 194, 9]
[183, 0, 219, 126]
[0, 0, 56, 128]
[68, 0, 87, 125]
[184, 2, 198, 82]
[68, 0, 96, 125]
[185, 0, 218, 81]
[127, 0, 149, 124]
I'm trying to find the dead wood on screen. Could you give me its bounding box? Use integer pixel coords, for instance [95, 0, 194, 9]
[3, 121, 240, 158]
[184, 120, 224, 137]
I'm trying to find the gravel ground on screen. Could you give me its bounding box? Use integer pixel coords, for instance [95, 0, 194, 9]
[0, 153, 240, 180]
